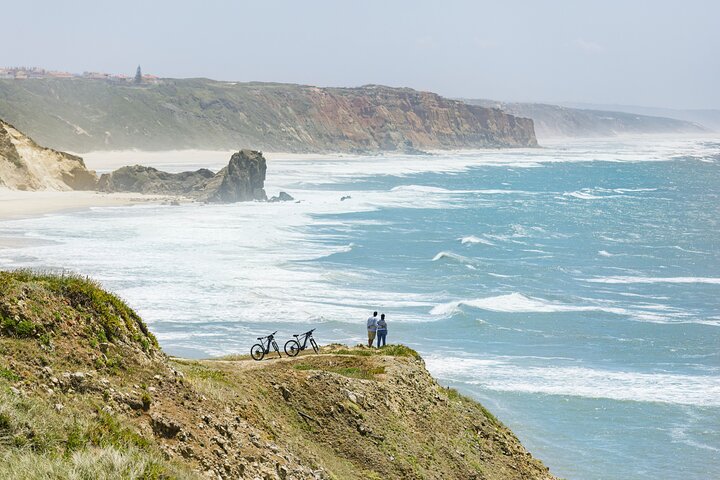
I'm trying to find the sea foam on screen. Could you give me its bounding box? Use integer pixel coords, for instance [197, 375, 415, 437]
[425, 354, 720, 407]
[429, 292, 629, 316]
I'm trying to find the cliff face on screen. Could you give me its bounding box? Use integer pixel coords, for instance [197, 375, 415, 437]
[0, 119, 97, 190]
[464, 99, 706, 140]
[0, 271, 556, 480]
[287, 85, 538, 151]
[0, 78, 537, 152]
[98, 149, 268, 202]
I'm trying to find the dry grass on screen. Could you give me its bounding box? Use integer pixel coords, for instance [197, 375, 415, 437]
[0, 384, 194, 479]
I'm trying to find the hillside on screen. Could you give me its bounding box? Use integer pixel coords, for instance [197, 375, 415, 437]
[0, 78, 537, 153]
[463, 99, 706, 140]
[0, 270, 555, 480]
[0, 119, 97, 190]
[561, 102, 720, 132]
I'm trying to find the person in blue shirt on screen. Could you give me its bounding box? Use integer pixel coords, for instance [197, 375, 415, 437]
[376, 313, 387, 348]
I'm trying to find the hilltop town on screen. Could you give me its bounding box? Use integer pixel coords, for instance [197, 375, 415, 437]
[0, 66, 160, 83]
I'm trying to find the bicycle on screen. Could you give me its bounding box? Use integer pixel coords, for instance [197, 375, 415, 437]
[250, 331, 282, 361]
[284, 328, 319, 357]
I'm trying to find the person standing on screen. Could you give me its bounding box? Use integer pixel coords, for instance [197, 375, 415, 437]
[366, 311, 378, 347]
[376, 313, 387, 348]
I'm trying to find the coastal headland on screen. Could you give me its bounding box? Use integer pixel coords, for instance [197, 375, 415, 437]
[0, 271, 556, 479]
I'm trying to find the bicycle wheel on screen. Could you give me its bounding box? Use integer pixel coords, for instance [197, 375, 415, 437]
[284, 339, 301, 357]
[310, 337, 319, 354]
[250, 344, 265, 361]
[272, 340, 282, 358]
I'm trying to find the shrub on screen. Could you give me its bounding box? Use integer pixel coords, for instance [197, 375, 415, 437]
[378, 344, 422, 360]
[0, 366, 19, 382]
[140, 392, 152, 411]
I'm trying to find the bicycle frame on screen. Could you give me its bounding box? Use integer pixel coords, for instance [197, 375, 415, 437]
[284, 329, 319, 357]
[296, 330, 313, 349]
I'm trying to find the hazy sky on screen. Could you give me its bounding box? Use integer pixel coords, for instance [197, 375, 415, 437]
[6, 0, 720, 109]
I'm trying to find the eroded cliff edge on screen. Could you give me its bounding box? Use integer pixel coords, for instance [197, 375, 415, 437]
[0, 119, 97, 191]
[0, 79, 537, 152]
[0, 271, 556, 480]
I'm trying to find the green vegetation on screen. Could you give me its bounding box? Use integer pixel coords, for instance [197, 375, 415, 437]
[330, 348, 374, 357]
[293, 363, 386, 380]
[0, 384, 193, 479]
[327, 344, 422, 360]
[0, 270, 158, 352]
[0, 366, 19, 382]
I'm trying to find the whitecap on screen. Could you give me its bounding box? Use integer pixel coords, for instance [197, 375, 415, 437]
[613, 187, 657, 193]
[429, 292, 629, 316]
[431, 251, 476, 266]
[563, 189, 618, 200]
[459, 235, 495, 246]
[582, 276, 720, 285]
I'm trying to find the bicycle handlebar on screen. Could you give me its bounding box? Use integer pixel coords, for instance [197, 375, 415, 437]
[257, 330, 278, 340]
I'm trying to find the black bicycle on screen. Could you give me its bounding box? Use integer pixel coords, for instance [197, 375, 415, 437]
[284, 328, 319, 357]
[250, 331, 282, 361]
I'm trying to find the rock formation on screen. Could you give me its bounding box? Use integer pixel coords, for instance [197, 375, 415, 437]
[0, 119, 97, 190]
[268, 191, 294, 202]
[99, 149, 268, 203]
[196, 149, 267, 202]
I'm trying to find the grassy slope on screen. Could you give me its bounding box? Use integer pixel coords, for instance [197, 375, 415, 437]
[0, 271, 555, 479]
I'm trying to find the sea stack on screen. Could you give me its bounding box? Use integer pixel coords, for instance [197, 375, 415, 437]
[98, 149, 268, 203]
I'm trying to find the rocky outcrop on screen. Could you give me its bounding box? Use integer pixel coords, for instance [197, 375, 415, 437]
[0, 78, 537, 152]
[269, 191, 294, 202]
[97, 165, 215, 195]
[0, 119, 97, 190]
[98, 149, 267, 202]
[195, 149, 267, 202]
[0, 271, 556, 480]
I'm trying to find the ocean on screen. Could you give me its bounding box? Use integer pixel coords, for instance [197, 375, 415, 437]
[1, 137, 719, 480]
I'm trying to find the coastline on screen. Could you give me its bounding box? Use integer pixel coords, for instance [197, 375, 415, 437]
[0, 189, 178, 223]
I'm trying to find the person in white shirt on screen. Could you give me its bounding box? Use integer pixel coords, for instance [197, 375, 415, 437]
[366, 311, 378, 347]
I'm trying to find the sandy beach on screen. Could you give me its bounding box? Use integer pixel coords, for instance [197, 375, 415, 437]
[0, 189, 175, 222]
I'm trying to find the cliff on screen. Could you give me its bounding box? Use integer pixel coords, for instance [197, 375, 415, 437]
[463, 99, 706, 140]
[0, 78, 537, 152]
[0, 271, 556, 479]
[98, 149, 268, 202]
[0, 119, 97, 190]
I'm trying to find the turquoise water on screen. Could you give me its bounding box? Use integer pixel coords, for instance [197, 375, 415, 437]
[1, 138, 719, 479]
